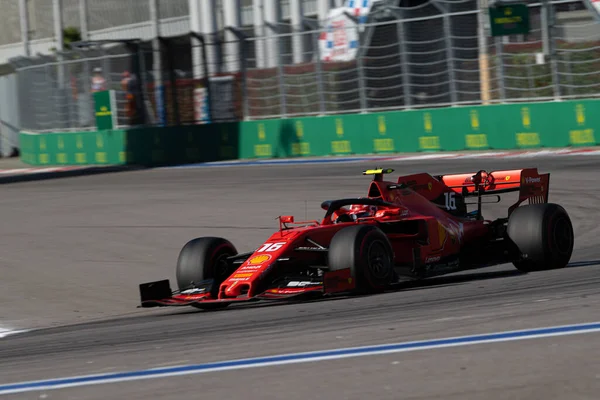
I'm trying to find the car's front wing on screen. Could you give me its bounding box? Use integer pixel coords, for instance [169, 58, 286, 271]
[138, 278, 327, 308]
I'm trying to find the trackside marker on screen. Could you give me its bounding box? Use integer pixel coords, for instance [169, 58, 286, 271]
[0, 167, 88, 175]
[1, 322, 600, 395]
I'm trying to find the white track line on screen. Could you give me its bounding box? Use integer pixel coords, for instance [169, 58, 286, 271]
[0, 327, 28, 339]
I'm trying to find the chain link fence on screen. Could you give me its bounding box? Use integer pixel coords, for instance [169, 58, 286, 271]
[7, 0, 600, 132]
[10, 42, 146, 132]
[494, 0, 600, 101]
[243, 0, 600, 119]
[243, 1, 481, 118]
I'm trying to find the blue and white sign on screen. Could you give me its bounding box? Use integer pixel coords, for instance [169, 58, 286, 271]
[319, 8, 359, 62]
[319, 0, 382, 62]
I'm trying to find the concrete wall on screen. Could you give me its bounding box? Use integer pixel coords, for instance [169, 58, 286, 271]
[0, 73, 21, 157]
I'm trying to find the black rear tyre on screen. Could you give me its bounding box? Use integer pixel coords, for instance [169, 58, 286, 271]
[328, 225, 395, 294]
[507, 203, 574, 272]
[176, 237, 238, 309]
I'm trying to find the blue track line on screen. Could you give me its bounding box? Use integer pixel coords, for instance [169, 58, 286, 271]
[1, 321, 600, 395]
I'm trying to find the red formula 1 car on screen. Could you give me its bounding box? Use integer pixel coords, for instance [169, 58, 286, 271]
[139, 167, 574, 310]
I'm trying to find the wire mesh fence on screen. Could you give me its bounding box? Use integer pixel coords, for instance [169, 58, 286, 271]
[242, 0, 600, 120]
[243, 1, 482, 118]
[10, 43, 143, 132]
[7, 0, 600, 132]
[480, 0, 600, 102]
[8, 32, 246, 132]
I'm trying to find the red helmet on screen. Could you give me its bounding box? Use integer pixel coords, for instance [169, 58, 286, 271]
[348, 204, 378, 219]
[332, 203, 377, 223]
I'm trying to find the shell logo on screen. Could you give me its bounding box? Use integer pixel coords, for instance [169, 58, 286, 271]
[247, 254, 271, 265]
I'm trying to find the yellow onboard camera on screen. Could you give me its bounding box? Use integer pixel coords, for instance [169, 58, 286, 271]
[362, 168, 394, 181]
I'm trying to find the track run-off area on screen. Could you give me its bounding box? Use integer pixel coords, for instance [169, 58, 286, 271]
[1, 153, 600, 399]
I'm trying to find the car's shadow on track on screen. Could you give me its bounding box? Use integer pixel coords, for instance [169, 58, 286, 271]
[565, 260, 600, 268]
[389, 269, 527, 293]
[160, 259, 600, 317]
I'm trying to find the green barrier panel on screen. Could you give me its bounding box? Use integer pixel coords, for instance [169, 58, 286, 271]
[239, 119, 281, 159]
[549, 102, 597, 147]
[364, 113, 411, 154]
[20, 130, 126, 166]
[117, 124, 241, 167]
[20, 123, 241, 167]
[238, 99, 600, 158]
[20, 99, 600, 167]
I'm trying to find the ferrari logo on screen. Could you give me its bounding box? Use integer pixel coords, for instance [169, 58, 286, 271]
[505, 175, 510, 181]
[96, 134, 104, 148]
[39, 137, 46, 150]
[576, 104, 585, 126]
[58, 137, 64, 150]
[428, 182, 432, 191]
[258, 123, 266, 141]
[521, 107, 531, 129]
[76, 135, 83, 149]
[470, 110, 479, 130]
[504, 7, 512, 15]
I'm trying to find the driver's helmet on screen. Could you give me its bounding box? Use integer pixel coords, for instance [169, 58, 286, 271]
[333, 203, 378, 223]
[348, 204, 378, 219]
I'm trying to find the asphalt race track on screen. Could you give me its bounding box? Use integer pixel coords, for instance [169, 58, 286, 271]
[1, 155, 600, 399]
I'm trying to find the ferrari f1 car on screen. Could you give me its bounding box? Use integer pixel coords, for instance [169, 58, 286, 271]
[139, 167, 574, 310]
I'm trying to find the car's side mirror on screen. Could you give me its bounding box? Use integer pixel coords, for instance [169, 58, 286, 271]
[376, 208, 403, 217]
[280, 215, 294, 223]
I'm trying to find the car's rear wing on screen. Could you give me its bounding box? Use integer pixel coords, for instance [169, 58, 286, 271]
[436, 168, 550, 215]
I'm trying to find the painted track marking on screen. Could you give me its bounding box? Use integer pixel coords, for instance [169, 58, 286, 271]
[0, 327, 28, 339]
[1, 322, 600, 395]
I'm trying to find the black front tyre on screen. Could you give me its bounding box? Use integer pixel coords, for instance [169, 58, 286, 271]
[328, 225, 395, 294]
[507, 203, 574, 272]
[176, 237, 238, 309]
